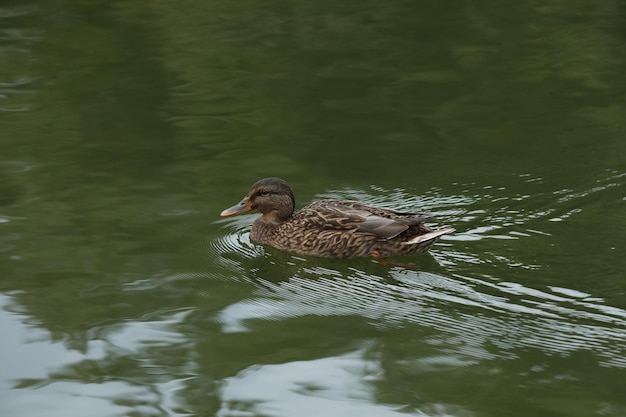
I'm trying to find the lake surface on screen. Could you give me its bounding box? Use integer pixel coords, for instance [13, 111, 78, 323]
[1, 1, 625, 416]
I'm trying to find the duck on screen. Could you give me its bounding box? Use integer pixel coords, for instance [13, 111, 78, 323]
[220, 177, 454, 259]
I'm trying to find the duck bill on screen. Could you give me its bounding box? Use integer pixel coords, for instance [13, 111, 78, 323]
[220, 197, 253, 217]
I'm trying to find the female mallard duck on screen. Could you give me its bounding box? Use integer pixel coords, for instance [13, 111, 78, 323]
[220, 177, 454, 259]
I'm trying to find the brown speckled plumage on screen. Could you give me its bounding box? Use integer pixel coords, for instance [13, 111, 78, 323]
[220, 177, 454, 259]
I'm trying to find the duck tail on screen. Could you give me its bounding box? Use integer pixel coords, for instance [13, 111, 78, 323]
[403, 227, 455, 245]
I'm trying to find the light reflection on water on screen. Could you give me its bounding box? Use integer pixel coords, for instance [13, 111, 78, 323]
[0, 293, 194, 417]
[217, 345, 472, 417]
[0, 294, 137, 417]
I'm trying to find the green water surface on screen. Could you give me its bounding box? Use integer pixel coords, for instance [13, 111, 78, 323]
[1, 1, 625, 416]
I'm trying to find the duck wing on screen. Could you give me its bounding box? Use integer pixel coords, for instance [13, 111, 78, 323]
[297, 200, 432, 240]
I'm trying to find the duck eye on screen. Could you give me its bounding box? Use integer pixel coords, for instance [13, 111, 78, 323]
[259, 190, 270, 196]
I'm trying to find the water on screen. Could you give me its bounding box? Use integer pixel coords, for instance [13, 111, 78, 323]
[1, 1, 625, 416]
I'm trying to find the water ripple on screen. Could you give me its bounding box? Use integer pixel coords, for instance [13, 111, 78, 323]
[215, 266, 626, 368]
[211, 216, 266, 265]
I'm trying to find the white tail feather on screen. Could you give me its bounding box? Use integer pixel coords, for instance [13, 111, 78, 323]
[402, 227, 455, 245]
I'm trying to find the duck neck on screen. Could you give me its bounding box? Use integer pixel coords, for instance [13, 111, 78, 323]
[251, 212, 290, 243]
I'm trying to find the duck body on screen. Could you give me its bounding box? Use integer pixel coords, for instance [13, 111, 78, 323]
[221, 178, 454, 259]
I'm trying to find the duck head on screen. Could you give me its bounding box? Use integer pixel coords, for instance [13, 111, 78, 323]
[220, 177, 296, 223]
